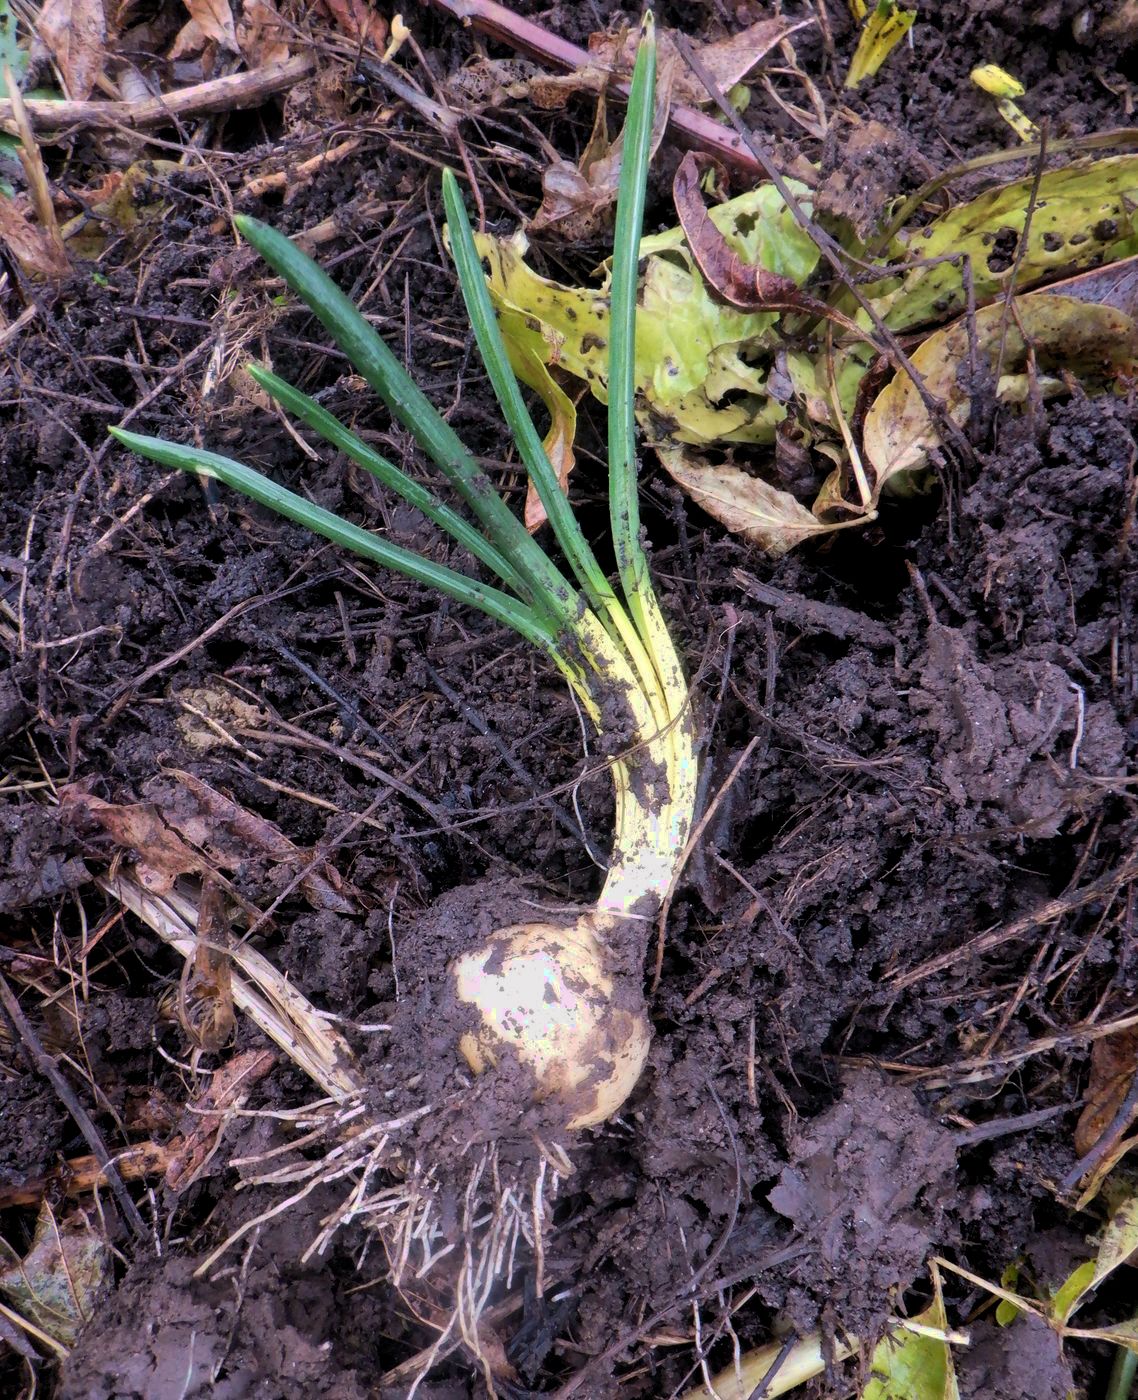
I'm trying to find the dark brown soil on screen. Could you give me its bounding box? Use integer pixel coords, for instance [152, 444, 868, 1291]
[3, 0, 1137, 1396]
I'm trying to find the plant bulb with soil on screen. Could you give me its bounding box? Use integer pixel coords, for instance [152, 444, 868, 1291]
[110, 14, 696, 1337]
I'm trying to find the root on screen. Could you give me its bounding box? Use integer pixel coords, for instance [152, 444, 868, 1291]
[199, 1097, 574, 1395]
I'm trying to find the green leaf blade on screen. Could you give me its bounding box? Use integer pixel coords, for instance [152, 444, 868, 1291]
[108, 427, 555, 652]
[246, 363, 528, 598]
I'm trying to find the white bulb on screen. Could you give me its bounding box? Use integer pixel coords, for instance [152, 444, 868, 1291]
[452, 919, 651, 1130]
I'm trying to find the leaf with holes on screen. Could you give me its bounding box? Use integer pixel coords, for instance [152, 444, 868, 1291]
[472, 178, 817, 456]
[869, 155, 1138, 332]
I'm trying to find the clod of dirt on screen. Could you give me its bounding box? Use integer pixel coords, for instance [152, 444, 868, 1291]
[766, 1073, 958, 1336]
[59, 1204, 372, 1400]
[909, 622, 1127, 835]
[0, 806, 91, 914]
[956, 1313, 1075, 1400]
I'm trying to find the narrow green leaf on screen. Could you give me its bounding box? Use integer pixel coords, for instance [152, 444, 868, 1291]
[608, 15, 657, 643]
[108, 428, 555, 652]
[246, 363, 527, 597]
[442, 168, 611, 614]
[233, 213, 577, 631]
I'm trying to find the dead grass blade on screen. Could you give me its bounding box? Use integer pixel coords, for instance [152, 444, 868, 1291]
[102, 870, 363, 1100]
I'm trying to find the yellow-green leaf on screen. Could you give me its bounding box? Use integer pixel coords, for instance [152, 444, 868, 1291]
[863, 1272, 960, 1400]
[1053, 1192, 1138, 1325]
[861, 293, 1138, 488]
[870, 155, 1138, 332]
[845, 1, 917, 89]
[1051, 1260, 1099, 1326]
[470, 179, 818, 452]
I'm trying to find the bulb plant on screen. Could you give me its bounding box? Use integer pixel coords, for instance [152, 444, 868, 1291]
[112, 14, 694, 1329]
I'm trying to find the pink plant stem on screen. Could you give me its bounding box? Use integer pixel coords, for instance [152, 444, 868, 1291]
[422, 0, 765, 177]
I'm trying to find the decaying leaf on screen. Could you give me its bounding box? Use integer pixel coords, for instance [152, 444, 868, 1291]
[673, 151, 863, 338]
[869, 155, 1138, 332]
[1050, 1190, 1138, 1328]
[521, 352, 578, 531]
[63, 158, 181, 261]
[531, 86, 660, 241]
[34, 0, 106, 100]
[472, 177, 818, 455]
[655, 443, 854, 557]
[317, 0, 387, 52]
[591, 17, 809, 109]
[479, 151, 1138, 556]
[60, 770, 356, 913]
[504, 17, 806, 114]
[0, 191, 69, 278]
[236, 0, 290, 67]
[0, 1204, 111, 1348]
[845, 0, 916, 89]
[861, 293, 1138, 487]
[863, 1271, 961, 1400]
[177, 875, 237, 1054]
[181, 0, 238, 52]
[164, 1048, 276, 1192]
[1074, 1026, 1138, 1159]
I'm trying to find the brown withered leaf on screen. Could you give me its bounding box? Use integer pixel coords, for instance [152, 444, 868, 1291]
[589, 17, 810, 107]
[35, 0, 107, 101]
[63, 790, 207, 895]
[182, 0, 238, 51]
[0, 194, 69, 280]
[531, 88, 632, 239]
[654, 443, 839, 556]
[317, 0, 387, 52]
[61, 772, 356, 913]
[529, 18, 806, 238]
[1075, 1028, 1138, 1159]
[164, 1048, 276, 1192]
[236, 0, 290, 67]
[162, 769, 358, 913]
[177, 876, 237, 1054]
[168, 16, 208, 60]
[673, 151, 861, 337]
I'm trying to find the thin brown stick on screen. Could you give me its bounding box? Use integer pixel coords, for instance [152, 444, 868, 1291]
[0, 973, 151, 1242]
[0, 56, 315, 136]
[889, 854, 1138, 991]
[0, 1143, 172, 1209]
